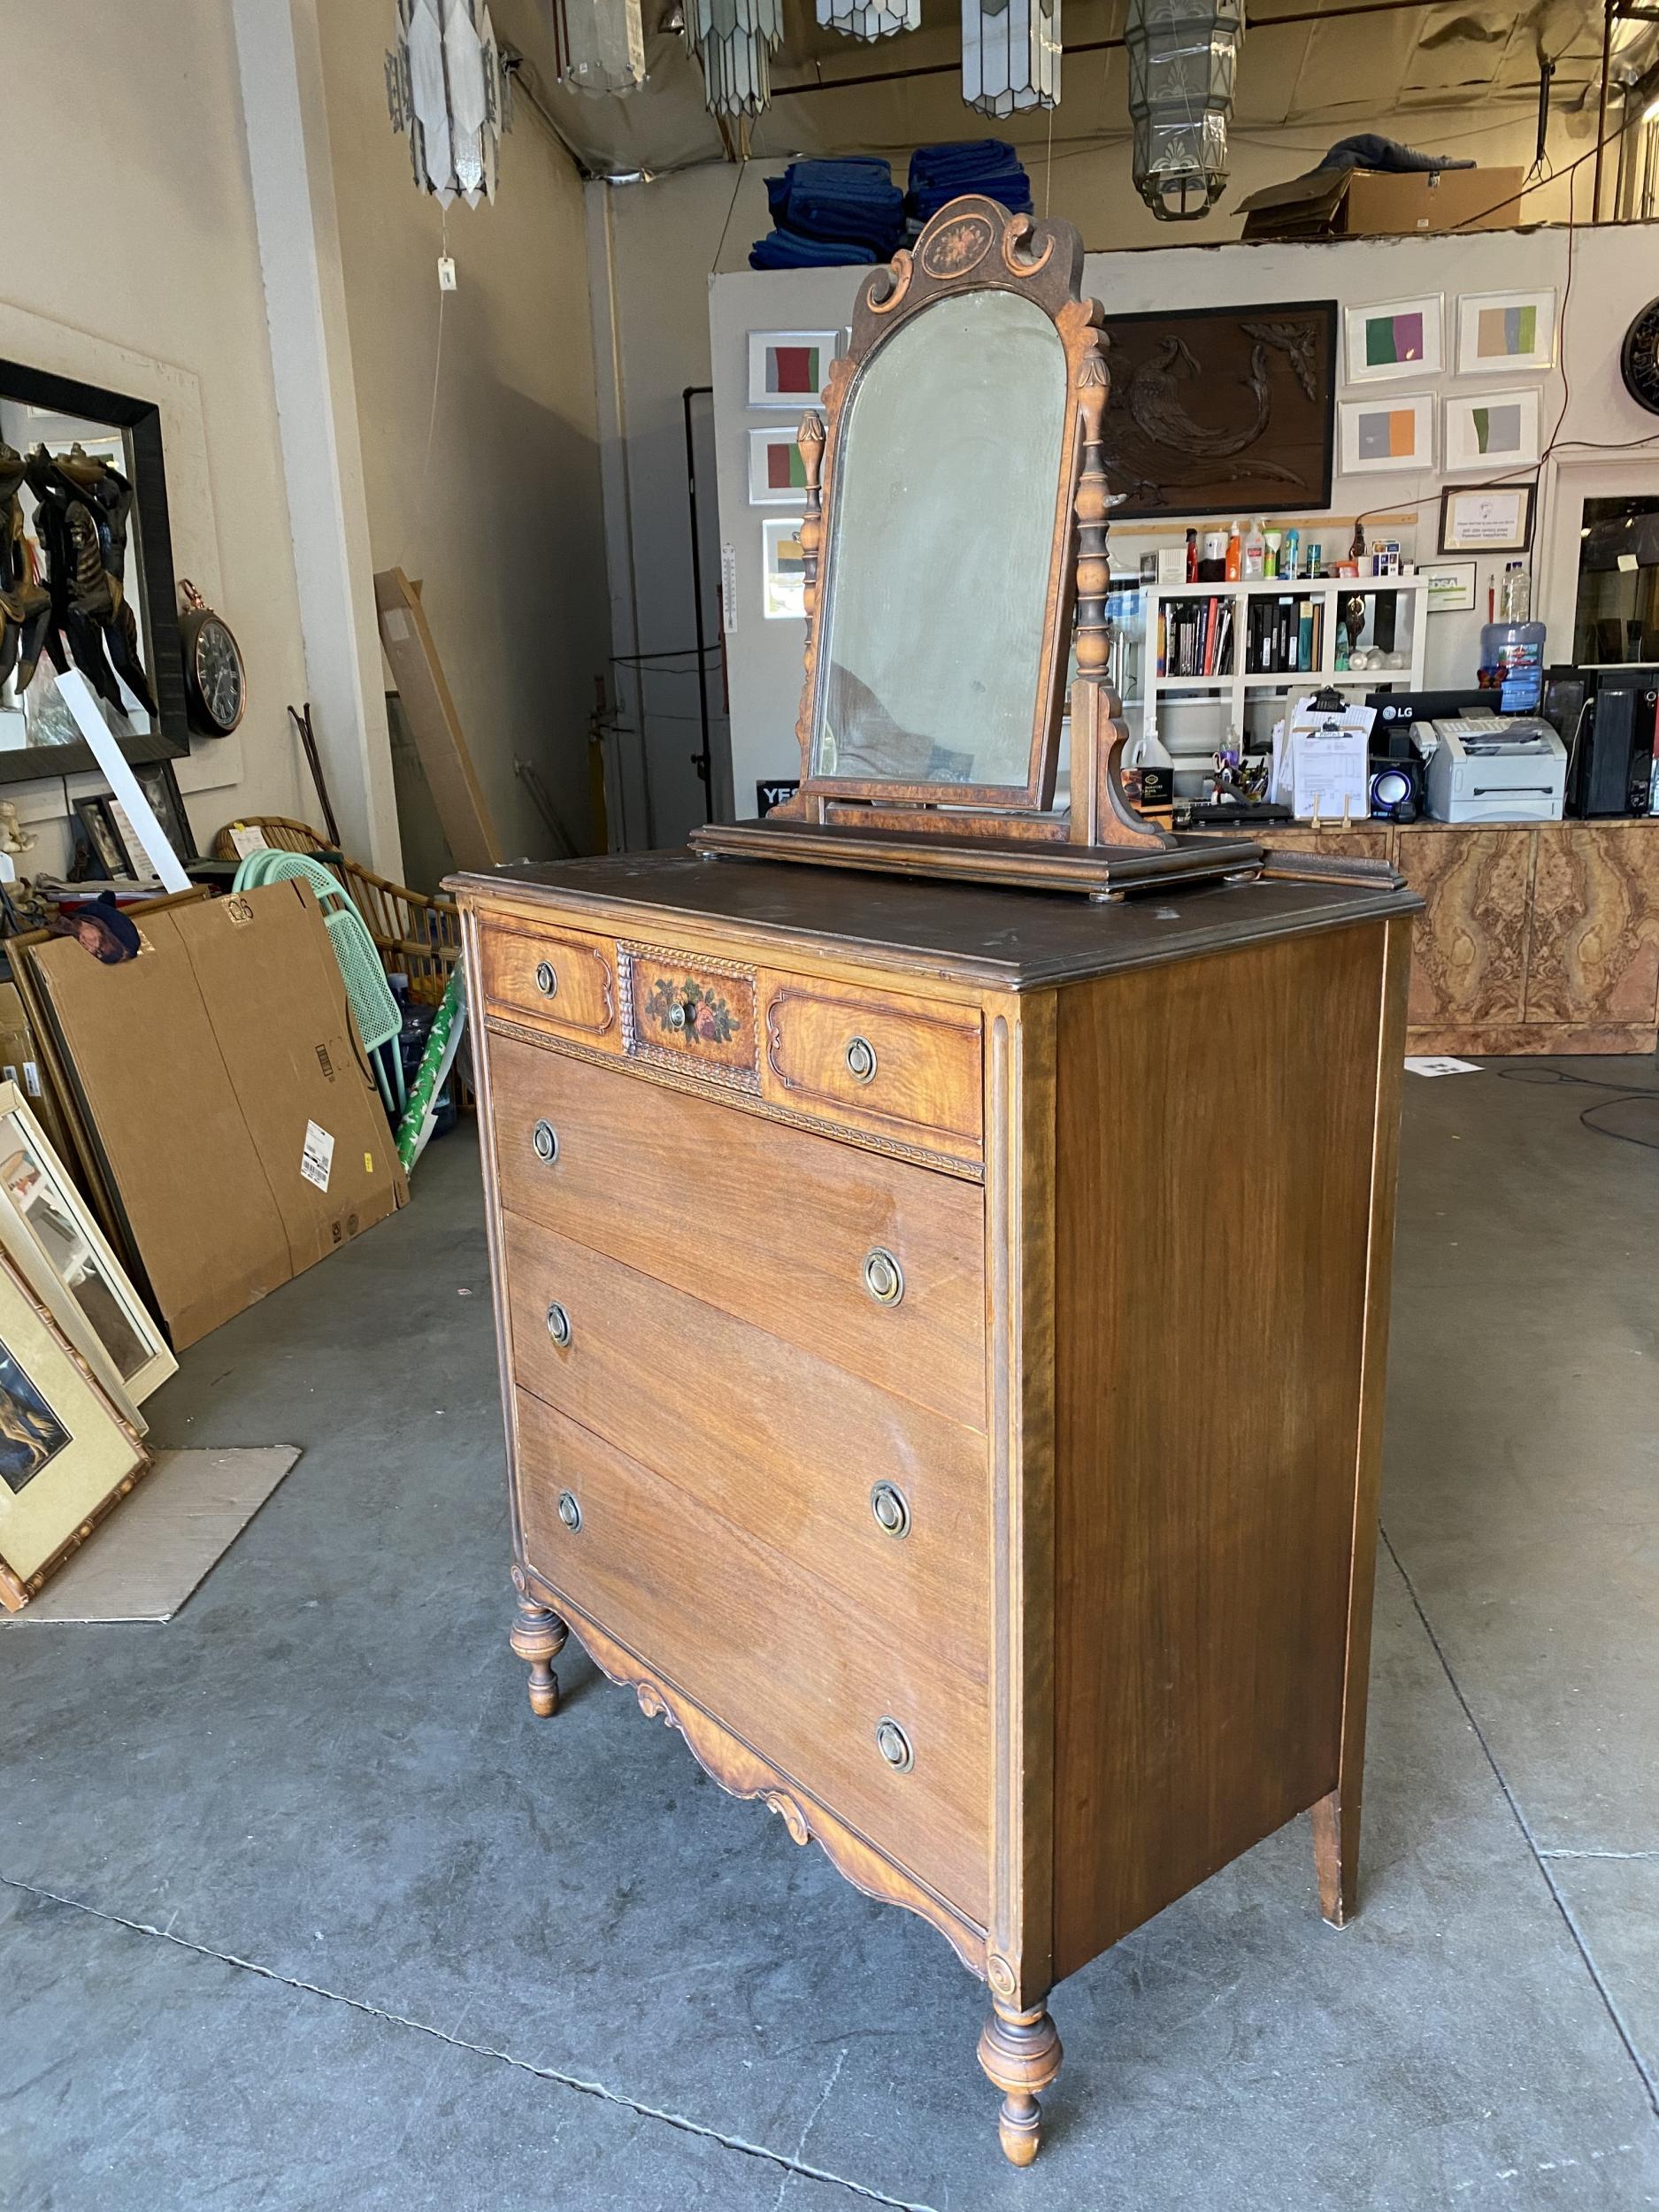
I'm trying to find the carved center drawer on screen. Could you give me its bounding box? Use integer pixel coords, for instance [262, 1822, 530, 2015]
[487, 1031, 987, 1431]
[760, 972, 983, 1164]
[619, 941, 759, 1090]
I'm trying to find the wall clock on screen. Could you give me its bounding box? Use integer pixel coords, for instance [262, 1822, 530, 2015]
[1620, 297, 1659, 416]
[178, 580, 246, 735]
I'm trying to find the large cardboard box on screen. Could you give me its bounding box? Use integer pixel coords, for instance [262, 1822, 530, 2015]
[33, 880, 407, 1348]
[1240, 165, 1525, 242]
[1344, 166, 1523, 236]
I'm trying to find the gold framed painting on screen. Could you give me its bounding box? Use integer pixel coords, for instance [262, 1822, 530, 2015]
[0, 1245, 147, 1610]
[0, 1079, 176, 1421]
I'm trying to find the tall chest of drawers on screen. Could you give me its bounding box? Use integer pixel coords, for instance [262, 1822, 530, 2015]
[456, 849, 1416, 2162]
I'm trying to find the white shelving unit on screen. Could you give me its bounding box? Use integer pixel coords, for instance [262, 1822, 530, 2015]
[1142, 573, 1429, 748]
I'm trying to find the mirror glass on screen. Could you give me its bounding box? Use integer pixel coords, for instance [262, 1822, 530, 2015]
[811, 288, 1068, 791]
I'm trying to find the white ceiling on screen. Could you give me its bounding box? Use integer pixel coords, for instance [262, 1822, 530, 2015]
[495, 0, 1654, 185]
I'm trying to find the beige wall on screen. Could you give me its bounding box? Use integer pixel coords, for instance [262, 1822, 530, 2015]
[318, 0, 611, 875]
[0, 0, 309, 867]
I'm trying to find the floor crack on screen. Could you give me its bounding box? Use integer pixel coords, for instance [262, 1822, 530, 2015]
[0, 1873, 938, 2212]
[1380, 1527, 1659, 2120]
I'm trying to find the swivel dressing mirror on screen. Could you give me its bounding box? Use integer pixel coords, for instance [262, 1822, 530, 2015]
[692, 196, 1261, 896]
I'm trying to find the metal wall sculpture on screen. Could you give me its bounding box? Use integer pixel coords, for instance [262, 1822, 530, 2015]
[1097, 301, 1336, 518]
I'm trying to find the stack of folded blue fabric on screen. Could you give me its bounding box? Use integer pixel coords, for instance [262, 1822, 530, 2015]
[749, 157, 906, 271]
[905, 140, 1034, 233]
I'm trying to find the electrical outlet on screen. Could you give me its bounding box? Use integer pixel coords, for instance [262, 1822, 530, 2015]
[438, 255, 457, 291]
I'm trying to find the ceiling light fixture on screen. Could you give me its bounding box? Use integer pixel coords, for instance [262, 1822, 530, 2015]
[1124, 0, 1243, 220]
[685, 0, 784, 116]
[962, 0, 1060, 116]
[387, 0, 511, 205]
[819, 0, 921, 41]
[551, 0, 648, 95]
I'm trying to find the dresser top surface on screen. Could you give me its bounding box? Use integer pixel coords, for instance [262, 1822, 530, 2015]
[452, 850, 1415, 990]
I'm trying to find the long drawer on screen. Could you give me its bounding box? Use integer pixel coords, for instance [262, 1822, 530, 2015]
[488, 1031, 987, 1432]
[515, 1389, 990, 1918]
[501, 1210, 988, 1677]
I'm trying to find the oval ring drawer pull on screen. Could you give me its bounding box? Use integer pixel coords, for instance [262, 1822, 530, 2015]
[534, 960, 558, 998]
[545, 1302, 572, 1348]
[844, 1034, 878, 1084]
[862, 1248, 903, 1306]
[870, 1481, 910, 1539]
[557, 1489, 582, 1532]
[532, 1119, 559, 1164]
[874, 1717, 914, 1771]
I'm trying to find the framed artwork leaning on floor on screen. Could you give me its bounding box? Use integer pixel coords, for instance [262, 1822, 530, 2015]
[0, 1241, 147, 1610]
[0, 1079, 175, 1421]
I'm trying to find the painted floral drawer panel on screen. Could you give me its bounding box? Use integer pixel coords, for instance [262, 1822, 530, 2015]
[619, 941, 760, 1090]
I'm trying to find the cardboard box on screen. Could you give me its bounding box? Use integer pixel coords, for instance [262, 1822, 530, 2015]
[1240, 165, 1524, 242]
[1345, 166, 1523, 236]
[32, 881, 407, 1349]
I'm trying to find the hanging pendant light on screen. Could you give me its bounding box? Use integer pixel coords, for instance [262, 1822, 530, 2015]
[551, 0, 647, 94]
[686, 0, 783, 117]
[1123, 0, 1244, 219]
[961, 0, 1059, 117]
[818, 0, 920, 40]
[387, 0, 511, 205]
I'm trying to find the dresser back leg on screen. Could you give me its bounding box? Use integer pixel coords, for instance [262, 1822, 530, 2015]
[978, 1999, 1063, 2166]
[510, 1578, 568, 1718]
[1312, 1785, 1357, 1926]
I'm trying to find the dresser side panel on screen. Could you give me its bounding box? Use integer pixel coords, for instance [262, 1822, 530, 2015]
[984, 995, 1058, 2011]
[1050, 922, 1393, 1976]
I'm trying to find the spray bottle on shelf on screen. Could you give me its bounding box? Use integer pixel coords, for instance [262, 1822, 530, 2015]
[1242, 517, 1266, 580]
[1225, 519, 1242, 581]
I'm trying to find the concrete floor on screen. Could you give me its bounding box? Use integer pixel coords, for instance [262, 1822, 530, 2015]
[4, 1061, 1657, 2211]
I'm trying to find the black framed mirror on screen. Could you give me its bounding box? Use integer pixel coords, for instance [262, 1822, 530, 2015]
[0, 360, 189, 788]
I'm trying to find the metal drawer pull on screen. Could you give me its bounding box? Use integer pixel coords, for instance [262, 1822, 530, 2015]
[557, 1489, 581, 1532]
[666, 1002, 687, 1032]
[545, 1302, 572, 1348]
[844, 1034, 878, 1084]
[870, 1481, 910, 1539]
[532, 1119, 558, 1164]
[862, 1248, 903, 1306]
[534, 960, 558, 998]
[874, 1717, 914, 1771]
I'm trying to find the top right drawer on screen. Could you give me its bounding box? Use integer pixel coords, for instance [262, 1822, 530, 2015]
[760, 971, 983, 1165]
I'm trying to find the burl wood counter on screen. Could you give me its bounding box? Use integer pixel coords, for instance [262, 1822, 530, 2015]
[1205, 818, 1659, 1055]
[454, 848, 1417, 2161]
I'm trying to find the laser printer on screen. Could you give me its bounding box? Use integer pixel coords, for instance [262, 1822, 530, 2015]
[1420, 712, 1567, 825]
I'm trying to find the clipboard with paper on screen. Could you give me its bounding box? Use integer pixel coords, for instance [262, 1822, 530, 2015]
[1270, 694, 1375, 824]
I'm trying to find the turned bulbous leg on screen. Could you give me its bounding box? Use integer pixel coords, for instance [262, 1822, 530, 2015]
[978, 1998, 1063, 2167]
[510, 1584, 567, 1717]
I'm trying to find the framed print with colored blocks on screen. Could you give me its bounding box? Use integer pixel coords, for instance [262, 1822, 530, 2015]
[1339, 393, 1434, 474]
[748, 426, 810, 505]
[747, 331, 839, 410]
[1343, 296, 1443, 384]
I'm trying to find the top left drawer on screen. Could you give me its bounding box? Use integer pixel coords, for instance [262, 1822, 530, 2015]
[477, 921, 621, 1050]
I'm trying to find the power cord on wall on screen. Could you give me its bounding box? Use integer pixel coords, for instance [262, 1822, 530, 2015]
[1495, 1063, 1659, 1154]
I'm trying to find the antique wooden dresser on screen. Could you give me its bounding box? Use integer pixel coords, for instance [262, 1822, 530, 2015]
[455, 196, 1417, 2162]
